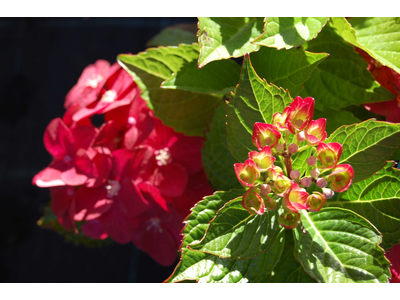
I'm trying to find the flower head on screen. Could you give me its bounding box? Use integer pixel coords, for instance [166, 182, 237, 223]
[278, 211, 301, 229]
[242, 187, 265, 215]
[305, 118, 327, 146]
[234, 159, 260, 187]
[248, 146, 275, 172]
[316, 142, 342, 169]
[252, 122, 281, 150]
[307, 192, 326, 212]
[282, 183, 309, 212]
[285, 96, 315, 134]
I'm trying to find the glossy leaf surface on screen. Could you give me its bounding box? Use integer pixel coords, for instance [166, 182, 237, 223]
[294, 208, 390, 283]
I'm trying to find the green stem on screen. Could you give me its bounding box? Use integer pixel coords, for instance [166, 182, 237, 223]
[298, 144, 312, 153]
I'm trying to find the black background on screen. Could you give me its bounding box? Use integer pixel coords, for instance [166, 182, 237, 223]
[0, 17, 197, 283]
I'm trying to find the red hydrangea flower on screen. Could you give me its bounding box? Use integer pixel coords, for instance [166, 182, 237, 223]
[252, 122, 281, 149]
[234, 159, 260, 188]
[285, 96, 315, 134]
[32, 118, 97, 187]
[386, 243, 400, 283]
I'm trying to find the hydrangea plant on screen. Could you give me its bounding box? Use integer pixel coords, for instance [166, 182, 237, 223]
[35, 17, 400, 283]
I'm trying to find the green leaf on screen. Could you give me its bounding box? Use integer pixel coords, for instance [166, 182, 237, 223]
[348, 17, 400, 74]
[294, 208, 390, 283]
[226, 54, 293, 162]
[250, 46, 328, 97]
[166, 189, 285, 283]
[300, 21, 394, 111]
[166, 231, 285, 283]
[266, 229, 316, 283]
[38, 205, 113, 247]
[189, 197, 284, 259]
[325, 119, 400, 182]
[146, 24, 198, 47]
[161, 56, 241, 95]
[326, 161, 400, 250]
[314, 108, 361, 135]
[197, 17, 264, 68]
[292, 146, 314, 177]
[117, 45, 222, 136]
[202, 102, 242, 191]
[252, 17, 329, 49]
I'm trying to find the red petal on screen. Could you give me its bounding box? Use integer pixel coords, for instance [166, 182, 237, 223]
[32, 160, 68, 187]
[123, 126, 139, 150]
[138, 181, 169, 212]
[43, 118, 74, 159]
[74, 186, 113, 221]
[151, 162, 188, 197]
[49, 186, 74, 217]
[81, 220, 108, 240]
[117, 179, 150, 218]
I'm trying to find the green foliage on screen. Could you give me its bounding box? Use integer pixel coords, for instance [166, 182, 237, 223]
[300, 21, 394, 111]
[326, 161, 400, 250]
[294, 208, 390, 283]
[202, 102, 242, 191]
[197, 17, 264, 68]
[189, 197, 284, 259]
[325, 119, 400, 182]
[253, 17, 329, 49]
[118, 44, 222, 136]
[146, 24, 197, 47]
[226, 54, 293, 162]
[250, 46, 328, 97]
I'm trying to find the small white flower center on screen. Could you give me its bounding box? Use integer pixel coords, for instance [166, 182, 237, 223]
[101, 90, 117, 103]
[105, 180, 121, 198]
[127, 116, 136, 126]
[154, 147, 172, 166]
[85, 74, 103, 88]
[146, 218, 163, 233]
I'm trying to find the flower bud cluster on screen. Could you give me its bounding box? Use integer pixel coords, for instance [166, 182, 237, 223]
[234, 96, 354, 229]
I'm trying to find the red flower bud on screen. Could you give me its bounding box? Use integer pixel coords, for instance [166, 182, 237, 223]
[266, 165, 284, 181]
[322, 188, 335, 199]
[285, 96, 315, 134]
[329, 164, 354, 192]
[316, 142, 342, 169]
[305, 118, 327, 146]
[307, 192, 326, 212]
[307, 156, 317, 166]
[273, 174, 293, 197]
[242, 187, 265, 215]
[282, 183, 309, 212]
[234, 159, 260, 187]
[248, 146, 275, 172]
[252, 123, 281, 150]
[300, 177, 312, 187]
[290, 169, 300, 180]
[278, 211, 301, 229]
[273, 107, 291, 132]
[316, 177, 328, 188]
[288, 143, 298, 154]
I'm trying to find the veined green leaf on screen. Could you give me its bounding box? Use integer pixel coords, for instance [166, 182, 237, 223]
[314, 107, 361, 136]
[266, 229, 316, 283]
[197, 17, 264, 68]
[161, 56, 241, 94]
[146, 24, 198, 47]
[250, 46, 328, 97]
[252, 17, 329, 49]
[294, 208, 390, 283]
[166, 190, 284, 283]
[117, 44, 221, 136]
[166, 231, 285, 283]
[202, 102, 242, 191]
[326, 161, 400, 250]
[346, 17, 400, 74]
[300, 21, 394, 111]
[226, 54, 293, 162]
[325, 119, 400, 182]
[189, 197, 284, 259]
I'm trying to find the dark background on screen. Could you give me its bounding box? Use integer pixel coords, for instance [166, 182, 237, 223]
[0, 17, 197, 283]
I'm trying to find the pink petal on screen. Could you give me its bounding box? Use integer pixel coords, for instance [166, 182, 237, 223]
[49, 186, 75, 217]
[32, 160, 69, 187]
[123, 126, 139, 150]
[139, 181, 169, 212]
[74, 186, 113, 221]
[170, 135, 204, 175]
[43, 118, 74, 159]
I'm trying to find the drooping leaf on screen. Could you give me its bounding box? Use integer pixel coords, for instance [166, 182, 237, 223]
[326, 161, 400, 250]
[250, 46, 328, 97]
[266, 229, 316, 283]
[189, 197, 283, 259]
[117, 45, 222, 136]
[252, 17, 329, 49]
[300, 21, 394, 111]
[166, 189, 284, 283]
[146, 23, 198, 47]
[166, 231, 285, 283]
[346, 17, 400, 74]
[294, 208, 390, 283]
[197, 17, 264, 68]
[325, 119, 400, 182]
[202, 102, 242, 191]
[161, 56, 241, 94]
[226, 54, 293, 162]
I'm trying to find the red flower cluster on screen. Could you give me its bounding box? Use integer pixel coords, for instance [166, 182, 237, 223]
[234, 96, 354, 229]
[355, 48, 400, 123]
[33, 60, 213, 266]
